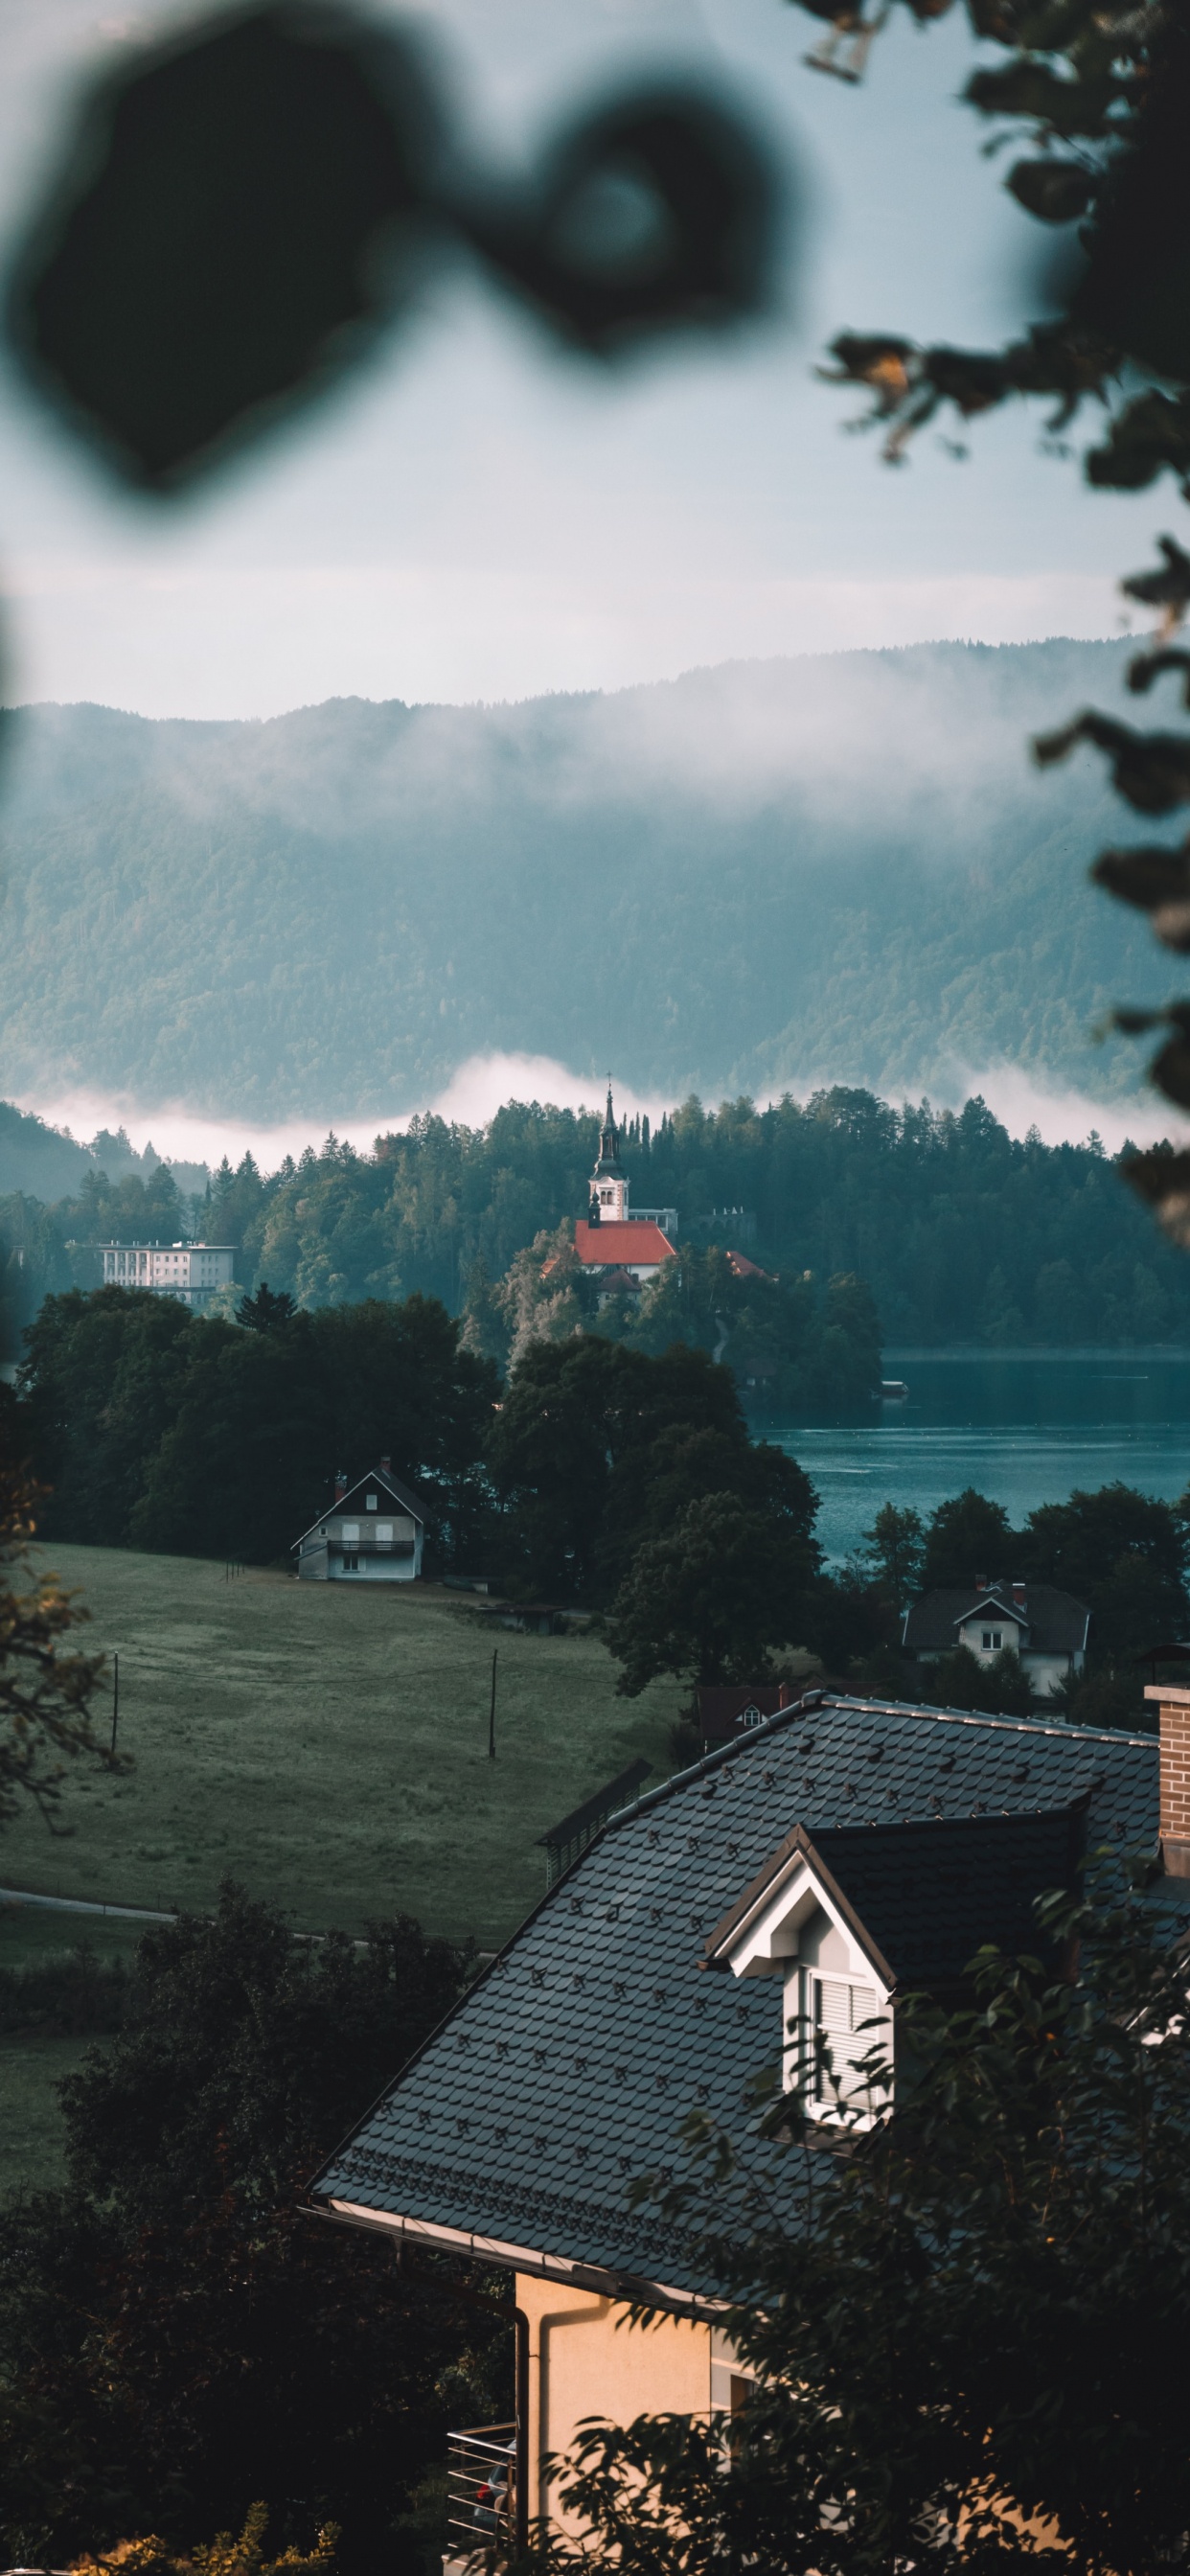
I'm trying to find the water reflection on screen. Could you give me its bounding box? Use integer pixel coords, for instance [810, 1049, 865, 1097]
[774, 1355, 1190, 1565]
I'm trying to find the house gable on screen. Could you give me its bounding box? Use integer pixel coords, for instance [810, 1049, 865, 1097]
[292, 1463, 425, 1552]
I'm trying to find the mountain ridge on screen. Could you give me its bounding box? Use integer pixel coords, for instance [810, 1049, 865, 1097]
[0, 635, 1173, 1122]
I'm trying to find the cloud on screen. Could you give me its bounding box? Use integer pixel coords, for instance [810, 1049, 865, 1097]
[18, 1048, 1177, 1182]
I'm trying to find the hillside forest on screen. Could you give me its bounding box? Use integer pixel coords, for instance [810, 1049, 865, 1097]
[2, 1087, 1188, 1382]
[0, 644, 1178, 1120]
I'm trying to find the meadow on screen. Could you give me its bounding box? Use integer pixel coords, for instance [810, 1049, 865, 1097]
[3, 1547, 683, 1944]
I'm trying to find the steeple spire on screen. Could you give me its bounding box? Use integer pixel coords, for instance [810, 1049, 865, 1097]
[589, 1077, 629, 1219]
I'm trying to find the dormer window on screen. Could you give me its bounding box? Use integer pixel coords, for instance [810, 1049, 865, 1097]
[702, 1827, 893, 2128]
[740, 1705, 763, 1729]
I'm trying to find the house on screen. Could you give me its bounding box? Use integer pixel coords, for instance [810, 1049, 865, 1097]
[903, 1579, 1089, 1697]
[91, 1239, 236, 1307]
[309, 1688, 1157, 2545]
[291, 1459, 425, 1583]
[695, 1680, 798, 1748]
[561, 1087, 678, 1286]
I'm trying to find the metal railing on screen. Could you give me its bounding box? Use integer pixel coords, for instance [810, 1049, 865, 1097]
[446, 2420, 518, 2562]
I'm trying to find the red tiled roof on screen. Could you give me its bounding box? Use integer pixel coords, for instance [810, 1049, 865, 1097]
[574, 1220, 675, 1265]
[725, 1250, 768, 1279]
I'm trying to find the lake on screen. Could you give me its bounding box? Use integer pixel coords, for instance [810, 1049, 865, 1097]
[773, 1352, 1190, 1565]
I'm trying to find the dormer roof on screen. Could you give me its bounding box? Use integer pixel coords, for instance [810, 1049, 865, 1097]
[309, 1692, 1157, 2301]
[702, 1804, 1088, 1994]
[292, 1462, 426, 1550]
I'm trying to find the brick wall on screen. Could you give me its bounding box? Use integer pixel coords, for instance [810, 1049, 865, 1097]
[1149, 1688, 1190, 1874]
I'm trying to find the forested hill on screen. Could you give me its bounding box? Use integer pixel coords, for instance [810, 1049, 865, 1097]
[0, 637, 1176, 1118]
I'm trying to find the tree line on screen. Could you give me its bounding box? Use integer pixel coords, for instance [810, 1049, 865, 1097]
[4, 1086, 1189, 1369]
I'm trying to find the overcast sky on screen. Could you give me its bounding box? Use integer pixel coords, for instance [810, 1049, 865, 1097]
[0, 0, 1168, 720]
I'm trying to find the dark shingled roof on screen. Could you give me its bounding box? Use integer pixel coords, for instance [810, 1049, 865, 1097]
[904, 1585, 1089, 1658]
[309, 1694, 1156, 2296]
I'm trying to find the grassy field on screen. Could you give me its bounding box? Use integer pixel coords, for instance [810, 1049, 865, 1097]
[3, 1548, 684, 1945]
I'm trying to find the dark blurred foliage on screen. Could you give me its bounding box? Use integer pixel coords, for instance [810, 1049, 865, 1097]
[0, 1883, 506, 2575]
[797, 0, 1190, 1252]
[8, 1, 778, 493]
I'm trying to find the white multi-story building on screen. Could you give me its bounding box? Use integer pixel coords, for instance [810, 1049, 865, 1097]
[96, 1241, 236, 1308]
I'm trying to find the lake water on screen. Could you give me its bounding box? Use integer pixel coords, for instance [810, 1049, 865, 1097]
[773, 1353, 1190, 1565]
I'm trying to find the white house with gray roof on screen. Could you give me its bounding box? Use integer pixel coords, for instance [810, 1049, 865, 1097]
[903, 1580, 1089, 1696]
[291, 1460, 424, 1582]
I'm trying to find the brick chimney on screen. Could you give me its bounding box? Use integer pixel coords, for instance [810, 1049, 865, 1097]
[1012, 1580, 1027, 1610]
[778, 1681, 790, 1709]
[1146, 1685, 1190, 1874]
[334, 1470, 347, 1502]
[379, 1454, 391, 1474]
[975, 1572, 987, 1592]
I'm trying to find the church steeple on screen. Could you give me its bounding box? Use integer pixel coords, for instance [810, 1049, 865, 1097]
[589, 1081, 629, 1221]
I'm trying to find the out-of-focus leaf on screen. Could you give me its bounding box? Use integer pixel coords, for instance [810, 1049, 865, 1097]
[1151, 1027, 1190, 1110]
[966, 60, 1125, 137]
[821, 321, 1113, 457]
[1007, 158, 1096, 222]
[7, 7, 779, 491]
[1092, 842, 1190, 950]
[1074, 18, 1190, 382]
[1121, 1147, 1190, 1248]
[1034, 711, 1190, 814]
[1126, 647, 1190, 708]
[1122, 534, 1190, 630]
[1087, 390, 1190, 496]
[463, 88, 778, 356]
[8, 2, 445, 491]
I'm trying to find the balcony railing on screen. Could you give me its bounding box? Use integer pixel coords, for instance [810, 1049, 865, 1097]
[446, 2420, 519, 2562]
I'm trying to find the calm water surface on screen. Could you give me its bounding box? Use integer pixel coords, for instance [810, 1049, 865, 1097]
[773, 1356, 1190, 1565]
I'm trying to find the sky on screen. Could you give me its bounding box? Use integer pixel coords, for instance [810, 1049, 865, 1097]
[0, 0, 1167, 722]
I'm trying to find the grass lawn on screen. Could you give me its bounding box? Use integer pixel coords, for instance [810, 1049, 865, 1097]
[3, 1548, 684, 1945]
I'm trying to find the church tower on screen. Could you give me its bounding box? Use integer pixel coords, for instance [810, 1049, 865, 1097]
[588, 1084, 629, 1224]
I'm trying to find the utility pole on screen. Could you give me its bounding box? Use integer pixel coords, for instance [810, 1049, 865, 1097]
[489, 1648, 497, 1759]
[110, 1650, 120, 1757]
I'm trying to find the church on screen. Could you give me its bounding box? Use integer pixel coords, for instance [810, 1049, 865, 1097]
[568, 1087, 678, 1284]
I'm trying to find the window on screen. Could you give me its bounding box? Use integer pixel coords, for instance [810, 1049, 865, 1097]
[341, 1551, 359, 1571]
[367, 1493, 378, 1510]
[342, 1523, 360, 1541]
[981, 1628, 1002, 1651]
[739, 1705, 763, 1728]
[812, 1976, 881, 2105]
[376, 1522, 394, 1541]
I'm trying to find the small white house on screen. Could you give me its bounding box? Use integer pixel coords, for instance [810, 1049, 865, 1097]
[292, 1459, 425, 1584]
[903, 1580, 1089, 1698]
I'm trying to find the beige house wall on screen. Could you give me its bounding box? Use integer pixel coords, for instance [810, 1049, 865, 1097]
[515, 2275, 741, 2536]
